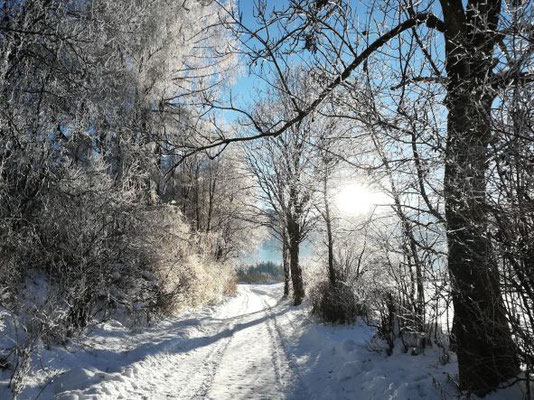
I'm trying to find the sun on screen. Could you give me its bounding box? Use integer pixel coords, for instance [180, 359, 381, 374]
[334, 183, 385, 216]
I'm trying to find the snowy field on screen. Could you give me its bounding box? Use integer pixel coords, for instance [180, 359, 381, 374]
[0, 284, 528, 399]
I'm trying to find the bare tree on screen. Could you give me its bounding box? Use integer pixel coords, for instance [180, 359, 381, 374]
[244, 81, 317, 304]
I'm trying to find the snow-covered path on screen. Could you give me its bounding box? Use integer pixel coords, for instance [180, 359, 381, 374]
[203, 286, 291, 399]
[55, 284, 298, 400]
[3, 283, 527, 399]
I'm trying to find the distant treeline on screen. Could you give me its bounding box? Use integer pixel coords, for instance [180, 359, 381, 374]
[237, 261, 284, 284]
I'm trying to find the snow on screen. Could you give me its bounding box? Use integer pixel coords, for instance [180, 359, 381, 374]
[0, 284, 530, 399]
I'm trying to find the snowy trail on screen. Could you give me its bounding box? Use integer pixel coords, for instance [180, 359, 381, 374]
[56, 284, 296, 400]
[204, 286, 291, 399]
[4, 283, 526, 399]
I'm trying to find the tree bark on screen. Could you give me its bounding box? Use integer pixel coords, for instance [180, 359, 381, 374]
[282, 230, 291, 297]
[323, 169, 336, 287]
[287, 216, 305, 305]
[441, 0, 519, 393]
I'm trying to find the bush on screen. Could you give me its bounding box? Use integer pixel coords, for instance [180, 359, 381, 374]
[0, 158, 237, 341]
[310, 280, 362, 324]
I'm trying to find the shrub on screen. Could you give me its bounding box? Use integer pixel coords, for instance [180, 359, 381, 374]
[0, 159, 238, 340]
[310, 280, 362, 324]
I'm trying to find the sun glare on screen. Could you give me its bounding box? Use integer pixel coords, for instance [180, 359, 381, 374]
[334, 183, 386, 216]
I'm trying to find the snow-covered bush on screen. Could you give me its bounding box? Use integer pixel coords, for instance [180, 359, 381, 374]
[310, 279, 360, 324]
[0, 153, 240, 395]
[125, 208, 238, 318]
[308, 233, 374, 324]
[0, 155, 238, 334]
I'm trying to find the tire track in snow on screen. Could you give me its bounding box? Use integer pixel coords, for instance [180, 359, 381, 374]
[259, 294, 290, 394]
[164, 288, 251, 399]
[186, 288, 251, 399]
[256, 289, 311, 400]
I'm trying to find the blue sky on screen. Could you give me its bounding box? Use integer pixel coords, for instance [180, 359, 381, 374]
[228, 1, 444, 135]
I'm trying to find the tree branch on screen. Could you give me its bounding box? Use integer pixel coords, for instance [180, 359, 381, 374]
[174, 12, 446, 164]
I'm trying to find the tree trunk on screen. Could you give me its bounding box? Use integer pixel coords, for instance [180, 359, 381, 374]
[445, 96, 519, 395]
[287, 217, 305, 305]
[206, 171, 216, 233]
[282, 230, 291, 297]
[323, 169, 336, 287]
[442, 1, 519, 392]
[194, 164, 201, 231]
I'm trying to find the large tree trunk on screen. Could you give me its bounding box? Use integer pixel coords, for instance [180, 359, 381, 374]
[442, 0, 519, 393]
[445, 95, 519, 395]
[287, 217, 305, 305]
